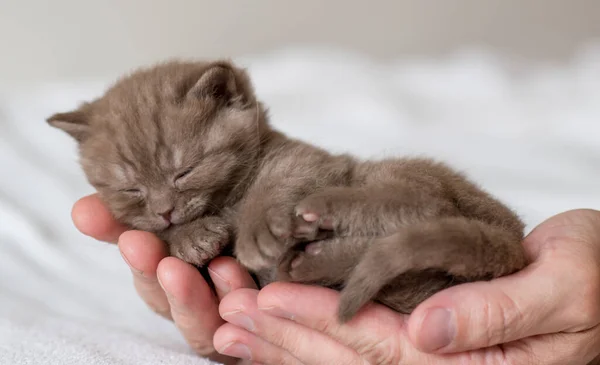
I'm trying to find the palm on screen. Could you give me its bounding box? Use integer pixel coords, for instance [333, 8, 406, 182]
[215, 209, 600, 365]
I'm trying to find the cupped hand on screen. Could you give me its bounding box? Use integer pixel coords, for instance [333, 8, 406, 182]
[215, 209, 600, 365]
[72, 194, 256, 365]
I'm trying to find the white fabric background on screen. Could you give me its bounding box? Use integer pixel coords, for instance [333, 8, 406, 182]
[0, 46, 599, 364]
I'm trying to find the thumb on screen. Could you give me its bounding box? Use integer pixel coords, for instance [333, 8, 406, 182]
[408, 209, 600, 354]
[407, 264, 564, 353]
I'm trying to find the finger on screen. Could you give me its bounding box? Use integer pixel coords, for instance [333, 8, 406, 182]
[72, 194, 127, 243]
[407, 265, 563, 353]
[256, 277, 600, 365]
[257, 283, 502, 365]
[502, 325, 600, 365]
[118, 230, 171, 319]
[208, 256, 258, 300]
[157, 257, 224, 358]
[214, 323, 302, 364]
[258, 282, 411, 361]
[220, 288, 361, 365]
[408, 210, 600, 354]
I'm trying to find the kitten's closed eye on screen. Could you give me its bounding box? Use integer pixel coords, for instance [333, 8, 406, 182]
[174, 167, 196, 191]
[121, 188, 142, 194]
[175, 168, 193, 181]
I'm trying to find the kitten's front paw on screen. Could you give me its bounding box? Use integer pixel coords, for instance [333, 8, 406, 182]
[166, 216, 230, 267]
[235, 206, 301, 271]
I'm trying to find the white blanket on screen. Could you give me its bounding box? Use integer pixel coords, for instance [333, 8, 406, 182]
[1, 46, 599, 364]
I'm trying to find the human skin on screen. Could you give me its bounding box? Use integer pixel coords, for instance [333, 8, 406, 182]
[72, 194, 254, 365]
[72, 195, 600, 365]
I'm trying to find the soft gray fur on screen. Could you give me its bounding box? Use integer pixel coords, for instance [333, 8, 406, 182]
[47, 60, 528, 322]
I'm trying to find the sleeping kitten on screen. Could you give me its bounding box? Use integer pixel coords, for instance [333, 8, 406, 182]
[47, 60, 528, 322]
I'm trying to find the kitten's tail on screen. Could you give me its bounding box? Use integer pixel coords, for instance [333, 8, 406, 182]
[337, 217, 528, 322]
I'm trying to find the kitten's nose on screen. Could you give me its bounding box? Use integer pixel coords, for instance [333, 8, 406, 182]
[158, 208, 173, 223]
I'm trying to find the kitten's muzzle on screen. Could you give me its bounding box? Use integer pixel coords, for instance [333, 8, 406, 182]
[158, 208, 174, 224]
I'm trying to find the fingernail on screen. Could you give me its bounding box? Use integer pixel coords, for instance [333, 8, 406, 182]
[208, 267, 231, 294]
[219, 342, 252, 360]
[418, 307, 455, 351]
[259, 306, 295, 321]
[222, 311, 256, 332]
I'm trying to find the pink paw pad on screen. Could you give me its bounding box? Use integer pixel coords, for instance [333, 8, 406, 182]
[302, 212, 319, 222]
[305, 242, 323, 255]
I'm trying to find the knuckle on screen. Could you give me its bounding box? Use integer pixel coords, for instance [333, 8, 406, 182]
[269, 352, 300, 365]
[478, 290, 525, 347]
[503, 339, 545, 365]
[147, 302, 172, 320]
[569, 265, 600, 327]
[269, 324, 305, 353]
[455, 349, 498, 365]
[313, 317, 335, 335]
[357, 336, 402, 365]
[574, 291, 600, 327]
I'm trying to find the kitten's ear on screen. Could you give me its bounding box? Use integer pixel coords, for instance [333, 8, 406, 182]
[188, 62, 255, 107]
[46, 109, 89, 142]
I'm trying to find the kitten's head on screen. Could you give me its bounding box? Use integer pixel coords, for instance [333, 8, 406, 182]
[47, 60, 270, 232]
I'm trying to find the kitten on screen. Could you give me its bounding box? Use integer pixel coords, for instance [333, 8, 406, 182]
[47, 60, 528, 322]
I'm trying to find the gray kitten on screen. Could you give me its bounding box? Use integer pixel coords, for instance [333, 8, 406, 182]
[47, 60, 528, 322]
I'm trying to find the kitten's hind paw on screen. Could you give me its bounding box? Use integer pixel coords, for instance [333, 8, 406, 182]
[294, 187, 365, 236]
[292, 213, 334, 242]
[276, 236, 367, 290]
[276, 241, 327, 282]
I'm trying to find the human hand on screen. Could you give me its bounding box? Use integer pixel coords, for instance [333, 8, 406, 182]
[214, 209, 600, 364]
[72, 194, 257, 365]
